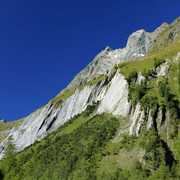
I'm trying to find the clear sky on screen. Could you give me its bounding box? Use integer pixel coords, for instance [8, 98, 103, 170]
[0, 0, 179, 122]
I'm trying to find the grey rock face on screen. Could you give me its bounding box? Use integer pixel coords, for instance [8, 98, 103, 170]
[97, 71, 130, 116]
[60, 46, 119, 94]
[60, 23, 167, 94]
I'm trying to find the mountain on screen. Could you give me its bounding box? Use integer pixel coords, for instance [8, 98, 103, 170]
[60, 22, 168, 94]
[0, 17, 179, 179]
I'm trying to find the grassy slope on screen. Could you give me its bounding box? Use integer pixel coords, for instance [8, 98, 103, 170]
[118, 38, 180, 102]
[119, 38, 180, 77]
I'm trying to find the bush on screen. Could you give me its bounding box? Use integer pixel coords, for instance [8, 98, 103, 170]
[142, 68, 155, 79]
[125, 70, 138, 85]
[82, 103, 97, 117]
[119, 63, 126, 68]
[120, 135, 137, 151]
[158, 79, 168, 97]
[154, 58, 165, 69]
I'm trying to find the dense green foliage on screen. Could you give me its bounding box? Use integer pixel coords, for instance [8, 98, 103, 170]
[154, 58, 165, 69]
[126, 57, 179, 138]
[0, 138, 17, 179]
[0, 108, 122, 179]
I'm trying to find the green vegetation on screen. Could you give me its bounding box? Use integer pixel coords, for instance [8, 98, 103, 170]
[1, 107, 179, 179]
[0, 138, 17, 179]
[120, 50, 180, 140]
[113, 36, 180, 179]
[142, 68, 155, 79]
[125, 70, 138, 85]
[154, 58, 165, 69]
[0, 107, 123, 179]
[50, 88, 76, 108]
[85, 74, 107, 86]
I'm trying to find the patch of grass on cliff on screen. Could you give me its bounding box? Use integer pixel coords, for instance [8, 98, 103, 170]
[50, 75, 107, 108]
[89, 74, 107, 85]
[119, 38, 180, 78]
[79, 74, 107, 90]
[50, 89, 76, 108]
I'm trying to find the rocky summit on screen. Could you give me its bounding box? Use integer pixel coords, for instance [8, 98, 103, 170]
[60, 22, 168, 94]
[0, 17, 179, 179]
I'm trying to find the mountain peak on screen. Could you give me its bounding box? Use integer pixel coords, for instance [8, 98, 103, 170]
[149, 16, 180, 53]
[152, 22, 168, 35]
[161, 22, 169, 26]
[59, 22, 171, 94]
[158, 22, 169, 29]
[104, 46, 112, 52]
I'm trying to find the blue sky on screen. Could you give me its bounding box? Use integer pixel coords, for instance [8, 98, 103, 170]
[0, 0, 179, 122]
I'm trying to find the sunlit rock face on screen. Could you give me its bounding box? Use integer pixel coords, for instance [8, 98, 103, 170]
[97, 72, 130, 116]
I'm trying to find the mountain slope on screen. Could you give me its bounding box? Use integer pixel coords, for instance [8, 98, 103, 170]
[0, 17, 180, 179]
[60, 22, 168, 94]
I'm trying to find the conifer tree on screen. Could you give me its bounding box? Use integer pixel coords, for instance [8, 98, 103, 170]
[2, 137, 16, 174]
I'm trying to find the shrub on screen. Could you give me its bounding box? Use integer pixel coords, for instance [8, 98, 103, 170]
[154, 58, 165, 69]
[125, 70, 138, 85]
[158, 79, 168, 97]
[82, 103, 97, 117]
[142, 68, 155, 79]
